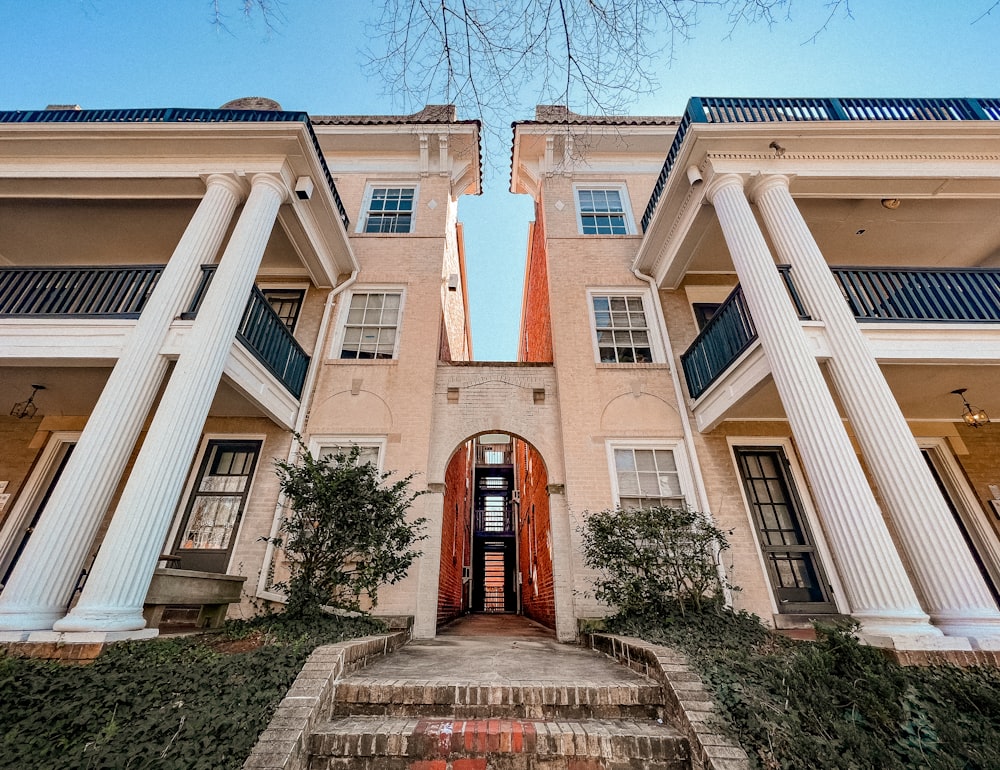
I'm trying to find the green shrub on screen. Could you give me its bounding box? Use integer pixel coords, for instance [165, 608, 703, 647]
[580, 504, 734, 616]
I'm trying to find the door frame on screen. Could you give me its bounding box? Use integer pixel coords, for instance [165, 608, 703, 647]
[0, 431, 80, 585]
[728, 436, 846, 617]
[919, 437, 1000, 601]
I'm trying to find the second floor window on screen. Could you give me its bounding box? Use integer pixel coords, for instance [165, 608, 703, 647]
[339, 291, 401, 359]
[261, 288, 305, 332]
[363, 186, 415, 233]
[577, 187, 631, 235]
[592, 294, 653, 363]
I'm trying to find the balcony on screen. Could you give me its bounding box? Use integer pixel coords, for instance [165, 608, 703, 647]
[642, 97, 1000, 232]
[680, 266, 1000, 399]
[0, 264, 309, 399]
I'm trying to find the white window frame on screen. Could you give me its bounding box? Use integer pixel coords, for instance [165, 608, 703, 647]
[357, 182, 419, 234]
[587, 288, 665, 364]
[574, 184, 635, 236]
[726, 436, 846, 617]
[164, 432, 267, 575]
[308, 435, 387, 472]
[605, 439, 695, 511]
[331, 286, 406, 361]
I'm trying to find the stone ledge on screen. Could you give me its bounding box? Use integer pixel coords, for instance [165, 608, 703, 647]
[242, 630, 409, 770]
[881, 647, 1000, 667]
[589, 633, 750, 770]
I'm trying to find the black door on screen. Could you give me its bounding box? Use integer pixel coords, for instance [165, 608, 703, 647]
[472, 538, 517, 612]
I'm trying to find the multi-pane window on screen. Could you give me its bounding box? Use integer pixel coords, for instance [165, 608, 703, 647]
[261, 288, 305, 332]
[614, 448, 684, 509]
[363, 187, 415, 233]
[339, 292, 401, 359]
[592, 294, 653, 363]
[577, 188, 630, 235]
[316, 443, 381, 467]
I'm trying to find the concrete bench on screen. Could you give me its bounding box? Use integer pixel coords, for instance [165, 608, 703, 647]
[143, 568, 246, 629]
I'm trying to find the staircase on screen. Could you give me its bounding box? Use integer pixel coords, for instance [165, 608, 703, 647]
[305, 620, 690, 769]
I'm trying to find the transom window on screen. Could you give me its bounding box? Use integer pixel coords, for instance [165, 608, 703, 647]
[614, 448, 684, 510]
[261, 288, 305, 332]
[339, 292, 401, 359]
[363, 186, 415, 233]
[577, 188, 630, 235]
[592, 294, 653, 363]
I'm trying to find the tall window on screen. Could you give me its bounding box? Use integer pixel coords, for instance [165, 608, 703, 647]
[592, 294, 653, 363]
[339, 292, 401, 359]
[261, 288, 305, 332]
[576, 187, 631, 235]
[362, 186, 415, 233]
[613, 447, 684, 510]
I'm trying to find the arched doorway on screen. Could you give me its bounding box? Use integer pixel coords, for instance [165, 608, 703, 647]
[436, 432, 555, 631]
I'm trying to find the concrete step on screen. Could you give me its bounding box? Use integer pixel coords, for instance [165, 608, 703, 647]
[330, 679, 664, 720]
[308, 715, 690, 770]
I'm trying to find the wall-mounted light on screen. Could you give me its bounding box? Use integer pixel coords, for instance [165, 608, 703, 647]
[881, 198, 901, 210]
[952, 388, 990, 428]
[10, 384, 45, 419]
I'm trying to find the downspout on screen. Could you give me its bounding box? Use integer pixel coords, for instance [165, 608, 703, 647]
[632, 266, 733, 605]
[256, 268, 359, 601]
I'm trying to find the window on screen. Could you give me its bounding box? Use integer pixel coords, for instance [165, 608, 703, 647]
[613, 447, 685, 510]
[310, 436, 386, 472]
[692, 302, 722, 332]
[591, 293, 654, 363]
[361, 186, 416, 233]
[576, 187, 632, 235]
[261, 288, 305, 332]
[339, 291, 402, 359]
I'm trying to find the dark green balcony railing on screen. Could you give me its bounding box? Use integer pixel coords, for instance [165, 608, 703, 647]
[0, 107, 349, 230]
[186, 265, 309, 398]
[642, 96, 1000, 232]
[680, 265, 1000, 400]
[0, 265, 162, 317]
[1, 263, 309, 399]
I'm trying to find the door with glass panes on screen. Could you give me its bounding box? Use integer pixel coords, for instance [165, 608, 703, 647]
[172, 440, 261, 573]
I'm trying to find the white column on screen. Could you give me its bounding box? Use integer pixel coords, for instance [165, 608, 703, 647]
[55, 174, 288, 633]
[705, 173, 951, 646]
[0, 175, 244, 633]
[752, 175, 1000, 647]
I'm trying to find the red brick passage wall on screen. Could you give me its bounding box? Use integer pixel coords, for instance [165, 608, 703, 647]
[516, 440, 555, 628]
[518, 203, 554, 363]
[437, 443, 473, 627]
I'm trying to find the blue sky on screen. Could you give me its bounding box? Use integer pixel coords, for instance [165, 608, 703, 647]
[2, 2, 1000, 359]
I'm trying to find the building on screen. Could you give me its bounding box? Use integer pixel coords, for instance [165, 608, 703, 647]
[3, 97, 1000, 652]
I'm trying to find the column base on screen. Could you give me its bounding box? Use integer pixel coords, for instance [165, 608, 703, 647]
[931, 611, 1000, 650]
[0, 608, 66, 633]
[52, 606, 148, 633]
[26, 628, 158, 643]
[851, 609, 973, 650]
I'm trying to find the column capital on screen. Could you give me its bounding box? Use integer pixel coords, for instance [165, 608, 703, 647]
[202, 173, 248, 201]
[249, 173, 291, 203]
[746, 173, 793, 203]
[703, 173, 746, 205]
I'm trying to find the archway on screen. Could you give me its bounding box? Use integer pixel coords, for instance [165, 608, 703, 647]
[436, 431, 555, 631]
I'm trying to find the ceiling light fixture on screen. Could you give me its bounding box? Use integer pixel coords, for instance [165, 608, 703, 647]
[10, 384, 45, 420]
[952, 388, 990, 428]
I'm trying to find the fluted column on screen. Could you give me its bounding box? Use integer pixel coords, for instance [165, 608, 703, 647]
[705, 173, 947, 645]
[55, 174, 288, 633]
[752, 175, 1000, 647]
[0, 175, 244, 633]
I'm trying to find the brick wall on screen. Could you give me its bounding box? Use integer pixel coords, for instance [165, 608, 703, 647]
[516, 439, 555, 628]
[437, 442, 472, 626]
[519, 205, 553, 363]
[0, 416, 45, 530]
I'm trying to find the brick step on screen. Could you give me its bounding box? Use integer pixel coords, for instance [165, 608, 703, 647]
[331, 680, 664, 720]
[309, 716, 690, 770]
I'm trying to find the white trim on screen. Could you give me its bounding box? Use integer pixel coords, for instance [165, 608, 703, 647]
[586, 287, 666, 364]
[0, 431, 80, 585]
[329, 285, 407, 361]
[919, 437, 1000, 599]
[163, 433, 267, 575]
[604, 439, 696, 510]
[573, 183, 636, 235]
[307, 434, 388, 472]
[726, 436, 847, 617]
[356, 182, 420, 234]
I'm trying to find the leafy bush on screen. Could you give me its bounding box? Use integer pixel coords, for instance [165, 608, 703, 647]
[580, 505, 734, 616]
[612, 610, 1000, 770]
[0, 613, 384, 770]
[272, 441, 426, 619]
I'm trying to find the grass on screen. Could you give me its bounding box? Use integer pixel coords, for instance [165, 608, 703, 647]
[0, 613, 386, 770]
[610, 610, 1000, 770]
